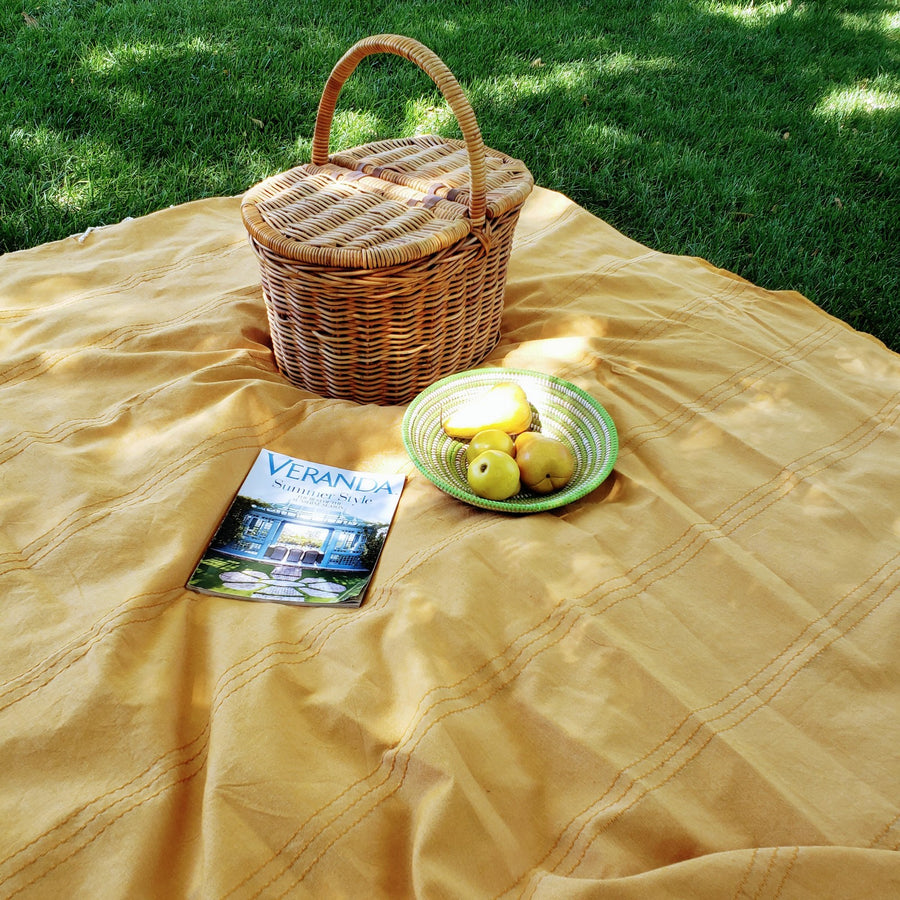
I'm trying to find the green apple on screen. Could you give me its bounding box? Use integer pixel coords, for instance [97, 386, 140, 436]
[466, 428, 516, 464]
[514, 434, 576, 494]
[466, 449, 521, 500]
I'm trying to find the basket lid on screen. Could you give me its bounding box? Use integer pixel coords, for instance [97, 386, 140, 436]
[241, 135, 533, 269]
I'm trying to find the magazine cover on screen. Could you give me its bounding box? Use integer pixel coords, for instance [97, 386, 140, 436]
[187, 449, 405, 607]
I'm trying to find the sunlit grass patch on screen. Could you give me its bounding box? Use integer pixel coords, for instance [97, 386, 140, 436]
[700, 1, 798, 24]
[329, 109, 383, 149]
[815, 79, 900, 118]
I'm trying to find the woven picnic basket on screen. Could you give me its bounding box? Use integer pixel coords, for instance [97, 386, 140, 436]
[241, 34, 533, 405]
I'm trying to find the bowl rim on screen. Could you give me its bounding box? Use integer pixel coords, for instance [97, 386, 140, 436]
[401, 367, 618, 513]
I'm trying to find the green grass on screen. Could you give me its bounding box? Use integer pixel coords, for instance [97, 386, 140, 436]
[2, 0, 898, 349]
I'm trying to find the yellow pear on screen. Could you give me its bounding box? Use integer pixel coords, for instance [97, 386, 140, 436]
[442, 382, 533, 440]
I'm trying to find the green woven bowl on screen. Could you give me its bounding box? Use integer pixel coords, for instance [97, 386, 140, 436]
[402, 368, 618, 513]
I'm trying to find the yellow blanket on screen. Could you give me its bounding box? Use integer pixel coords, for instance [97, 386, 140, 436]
[2, 187, 898, 898]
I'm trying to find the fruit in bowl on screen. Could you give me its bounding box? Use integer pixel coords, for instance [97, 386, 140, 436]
[465, 428, 516, 464]
[514, 433, 576, 494]
[402, 368, 618, 512]
[462, 426, 575, 502]
[466, 449, 521, 501]
[442, 382, 532, 439]
[444, 382, 578, 502]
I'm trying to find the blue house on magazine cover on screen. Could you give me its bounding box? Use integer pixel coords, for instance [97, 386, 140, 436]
[215, 501, 372, 573]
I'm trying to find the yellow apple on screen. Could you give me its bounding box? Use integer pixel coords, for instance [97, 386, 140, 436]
[515, 434, 576, 494]
[442, 382, 533, 440]
[466, 428, 516, 464]
[466, 449, 521, 500]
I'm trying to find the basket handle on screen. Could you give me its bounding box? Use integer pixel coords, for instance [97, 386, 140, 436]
[310, 34, 488, 229]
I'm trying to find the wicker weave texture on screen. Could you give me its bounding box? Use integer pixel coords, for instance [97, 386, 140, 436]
[242, 34, 533, 405]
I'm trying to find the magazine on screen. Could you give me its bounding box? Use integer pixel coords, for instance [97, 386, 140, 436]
[187, 449, 405, 607]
